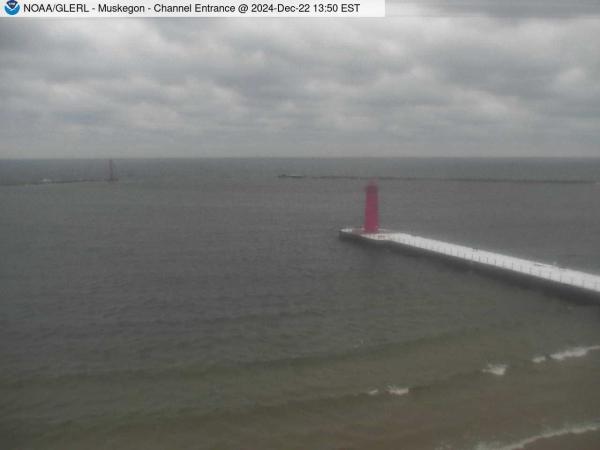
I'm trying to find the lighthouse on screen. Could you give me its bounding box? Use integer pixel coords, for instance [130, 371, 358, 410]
[339, 182, 600, 302]
[107, 159, 118, 182]
[363, 181, 379, 233]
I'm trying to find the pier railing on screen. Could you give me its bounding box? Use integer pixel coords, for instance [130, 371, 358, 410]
[365, 232, 600, 293]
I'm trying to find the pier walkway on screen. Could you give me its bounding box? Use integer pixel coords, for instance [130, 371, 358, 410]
[340, 228, 600, 298]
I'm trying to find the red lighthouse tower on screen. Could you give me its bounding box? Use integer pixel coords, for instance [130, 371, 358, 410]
[363, 181, 379, 233]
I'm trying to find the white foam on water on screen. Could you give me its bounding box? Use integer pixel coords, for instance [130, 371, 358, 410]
[482, 363, 508, 376]
[366, 388, 379, 396]
[386, 385, 409, 396]
[474, 420, 600, 450]
[531, 355, 547, 364]
[550, 345, 600, 361]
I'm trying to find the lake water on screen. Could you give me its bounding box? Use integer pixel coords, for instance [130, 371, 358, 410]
[2, 158, 600, 449]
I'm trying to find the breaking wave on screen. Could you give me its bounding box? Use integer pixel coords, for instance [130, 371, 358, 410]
[482, 363, 508, 376]
[549, 345, 600, 361]
[474, 420, 600, 450]
[531, 345, 600, 364]
[365, 386, 410, 397]
[386, 385, 410, 396]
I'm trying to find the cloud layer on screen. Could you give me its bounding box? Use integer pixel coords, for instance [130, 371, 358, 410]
[1, 2, 600, 157]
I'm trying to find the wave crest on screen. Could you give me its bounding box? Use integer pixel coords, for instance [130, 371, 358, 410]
[386, 385, 410, 396]
[475, 420, 600, 450]
[482, 364, 508, 376]
[550, 345, 600, 361]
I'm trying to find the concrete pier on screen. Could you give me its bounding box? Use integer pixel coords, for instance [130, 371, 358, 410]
[340, 181, 600, 300]
[339, 228, 600, 301]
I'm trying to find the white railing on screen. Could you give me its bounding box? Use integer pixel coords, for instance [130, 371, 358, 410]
[374, 232, 600, 293]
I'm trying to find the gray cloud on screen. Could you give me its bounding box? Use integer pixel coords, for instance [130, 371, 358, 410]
[1, 9, 599, 158]
[396, 0, 600, 18]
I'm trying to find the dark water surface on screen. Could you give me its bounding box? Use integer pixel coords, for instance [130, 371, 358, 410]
[2, 158, 600, 449]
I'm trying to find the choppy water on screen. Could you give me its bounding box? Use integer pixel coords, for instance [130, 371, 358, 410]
[1, 158, 600, 450]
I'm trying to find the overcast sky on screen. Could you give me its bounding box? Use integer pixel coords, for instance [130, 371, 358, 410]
[1, 0, 599, 158]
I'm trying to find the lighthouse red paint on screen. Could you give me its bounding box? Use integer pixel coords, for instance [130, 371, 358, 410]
[363, 181, 379, 233]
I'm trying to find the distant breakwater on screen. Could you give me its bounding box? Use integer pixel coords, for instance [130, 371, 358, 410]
[279, 175, 597, 184]
[0, 178, 108, 187]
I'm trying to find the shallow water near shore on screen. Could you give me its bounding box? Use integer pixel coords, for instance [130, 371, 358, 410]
[2, 158, 600, 449]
